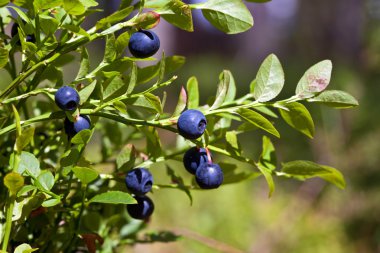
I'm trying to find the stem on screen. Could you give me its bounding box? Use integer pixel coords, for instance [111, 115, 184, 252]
[2, 194, 15, 252]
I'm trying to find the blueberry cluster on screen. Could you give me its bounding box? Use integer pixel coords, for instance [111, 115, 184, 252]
[125, 168, 154, 220]
[128, 30, 160, 58]
[178, 110, 224, 189]
[54, 86, 91, 138]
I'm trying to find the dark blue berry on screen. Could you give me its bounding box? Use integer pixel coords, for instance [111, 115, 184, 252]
[11, 22, 35, 44]
[55, 86, 80, 111]
[127, 195, 154, 220]
[125, 168, 153, 195]
[64, 115, 91, 138]
[195, 163, 224, 189]
[177, 109, 207, 140]
[183, 147, 209, 174]
[128, 30, 160, 58]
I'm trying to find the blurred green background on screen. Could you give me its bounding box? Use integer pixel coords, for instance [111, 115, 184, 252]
[3, 0, 379, 252]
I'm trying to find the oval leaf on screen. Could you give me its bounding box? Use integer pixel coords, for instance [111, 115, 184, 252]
[295, 60, 332, 99]
[307, 90, 359, 108]
[198, 0, 254, 34]
[278, 102, 314, 138]
[89, 191, 137, 204]
[4, 172, 24, 195]
[281, 160, 346, 189]
[72, 166, 99, 184]
[253, 54, 284, 102]
[237, 108, 280, 137]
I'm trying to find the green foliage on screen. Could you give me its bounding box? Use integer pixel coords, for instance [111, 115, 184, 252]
[0, 0, 358, 252]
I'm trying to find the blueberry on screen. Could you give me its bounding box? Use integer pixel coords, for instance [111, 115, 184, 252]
[195, 163, 224, 189]
[128, 30, 160, 58]
[127, 195, 154, 220]
[55, 86, 80, 111]
[183, 147, 209, 174]
[64, 115, 91, 138]
[11, 22, 35, 44]
[177, 109, 207, 140]
[125, 168, 153, 195]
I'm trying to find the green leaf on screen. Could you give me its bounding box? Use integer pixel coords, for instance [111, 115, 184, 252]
[0, 0, 9, 7]
[115, 32, 130, 56]
[34, 0, 62, 10]
[80, 0, 98, 8]
[186, 76, 199, 109]
[76, 47, 90, 80]
[307, 90, 359, 108]
[113, 101, 127, 113]
[197, 0, 253, 34]
[116, 144, 136, 171]
[134, 11, 161, 29]
[278, 102, 315, 138]
[42, 198, 61, 207]
[103, 75, 124, 100]
[14, 243, 38, 253]
[89, 191, 137, 204]
[39, 14, 59, 34]
[12, 105, 22, 137]
[143, 126, 163, 159]
[96, 6, 133, 30]
[156, 0, 193, 32]
[143, 93, 163, 114]
[37, 171, 55, 191]
[281, 160, 346, 189]
[225, 131, 241, 156]
[257, 163, 275, 197]
[71, 129, 92, 145]
[219, 163, 259, 185]
[17, 185, 36, 197]
[253, 54, 284, 102]
[172, 86, 187, 116]
[4, 172, 24, 195]
[295, 60, 332, 99]
[126, 62, 137, 95]
[16, 127, 35, 153]
[259, 136, 276, 171]
[210, 70, 230, 109]
[63, 0, 85, 15]
[237, 108, 280, 137]
[72, 166, 99, 184]
[79, 80, 97, 103]
[18, 151, 41, 177]
[104, 34, 117, 63]
[0, 47, 9, 69]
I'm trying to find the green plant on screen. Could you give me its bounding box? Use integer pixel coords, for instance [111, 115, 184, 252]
[0, 0, 358, 252]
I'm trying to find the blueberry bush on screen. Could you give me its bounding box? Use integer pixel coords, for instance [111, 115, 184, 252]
[0, 0, 359, 252]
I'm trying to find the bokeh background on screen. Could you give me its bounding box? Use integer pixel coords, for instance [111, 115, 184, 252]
[3, 0, 379, 252]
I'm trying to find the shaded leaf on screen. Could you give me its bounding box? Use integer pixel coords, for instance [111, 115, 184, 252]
[237, 108, 280, 137]
[16, 127, 35, 152]
[37, 170, 54, 191]
[96, 6, 133, 30]
[156, 0, 193, 31]
[76, 47, 90, 80]
[167, 165, 192, 205]
[281, 160, 346, 189]
[18, 151, 41, 177]
[79, 80, 97, 103]
[72, 166, 99, 184]
[259, 136, 276, 171]
[278, 102, 314, 138]
[71, 129, 92, 145]
[172, 86, 187, 116]
[307, 90, 359, 108]
[116, 144, 136, 172]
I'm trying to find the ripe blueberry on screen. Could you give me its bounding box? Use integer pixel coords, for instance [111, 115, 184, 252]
[195, 163, 224, 189]
[127, 195, 154, 220]
[11, 22, 35, 44]
[55, 86, 80, 111]
[177, 109, 207, 140]
[64, 115, 91, 138]
[183, 147, 209, 174]
[128, 30, 160, 58]
[125, 168, 153, 195]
